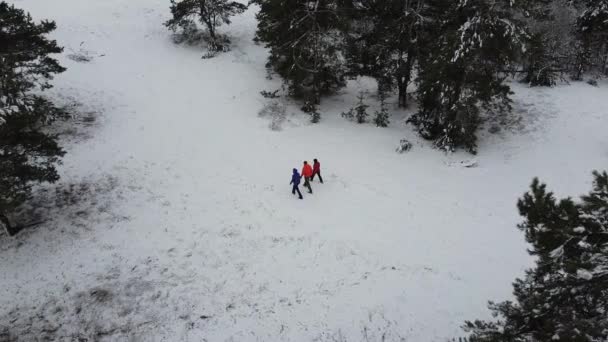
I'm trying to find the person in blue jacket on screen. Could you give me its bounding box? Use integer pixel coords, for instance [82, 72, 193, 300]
[290, 168, 303, 199]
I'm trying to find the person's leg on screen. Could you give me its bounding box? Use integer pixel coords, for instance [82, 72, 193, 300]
[292, 184, 297, 195]
[318, 171, 324, 184]
[296, 186, 303, 199]
[305, 177, 312, 193]
[311, 172, 316, 181]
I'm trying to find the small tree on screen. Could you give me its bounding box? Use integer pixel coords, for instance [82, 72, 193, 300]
[341, 93, 369, 124]
[165, 0, 247, 51]
[464, 171, 608, 342]
[373, 93, 390, 127]
[310, 107, 321, 124]
[302, 100, 321, 123]
[354, 94, 369, 124]
[0, 2, 66, 235]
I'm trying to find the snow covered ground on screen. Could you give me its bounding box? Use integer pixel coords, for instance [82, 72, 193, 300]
[1, 0, 607, 340]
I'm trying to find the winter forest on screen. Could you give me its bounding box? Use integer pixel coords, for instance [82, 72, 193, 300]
[1, 0, 607, 340]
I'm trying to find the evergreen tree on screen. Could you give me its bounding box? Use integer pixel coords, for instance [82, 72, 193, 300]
[522, 32, 558, 86]
[341, 93, 369, 123]
[409, 0, 526, 153]
[165, 0, 247, 51]
[251, 0, 348, 104]
[464, 171, 608, 342]
[521, 0, 578, 86]
[302, 100, 321, 123]
[354, 93, 368, 123]
[573, 0, 608, 78]
[373, 93, 390, 127]
[310, 109, 321, 123]
[344, 0, 423, 107]
[0, 2, 66, 235]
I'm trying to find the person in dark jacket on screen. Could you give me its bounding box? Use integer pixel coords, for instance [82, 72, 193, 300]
[301, 161, 313, 194]
[290, 168, 303, 199]
[311, 158, 323, 183]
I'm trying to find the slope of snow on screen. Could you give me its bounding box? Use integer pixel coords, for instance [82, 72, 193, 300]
[1, 0, 607, 340]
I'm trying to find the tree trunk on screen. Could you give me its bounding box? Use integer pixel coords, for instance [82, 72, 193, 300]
[205, 21, 216, 40]
[397, 51, 414, 108]
[200, 2, 216, 42]
[602, 43, 608, 75]
[398, 78, 408, 108]
[0, 212, 17, 236]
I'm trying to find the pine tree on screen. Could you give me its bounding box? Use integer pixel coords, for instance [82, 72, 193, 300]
[251, 0, 347, 104]
[521, 0, 578, 86]
[354, 93, 368, 124]
[344, 0, 423, 107]
[165, 0, 247, 51]
[0, 2, 66, 235]
[341, 93, 369, 123]
[522, 32, 558, 86]
[373, 93, 390, 127]
[574, 0, 608, 78]
[409, 0, 526, 153]
[302, 100, 321, 123]
[464, 171, 608, 342]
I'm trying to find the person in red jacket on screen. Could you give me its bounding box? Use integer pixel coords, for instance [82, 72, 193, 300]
[301, 161, 313, 194]
[311, 158, 323, 183]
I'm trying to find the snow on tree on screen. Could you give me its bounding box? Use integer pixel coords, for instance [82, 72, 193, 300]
[252, 0, 348, 108]
[341, 92, 369, 124]
[464, 171, 608, 342]
[301, 100, 321, 123]
[517, 0, 607, 82]
[574, 0, 608, 78]
[165, 0, 247, 52]
[373, 93, 390, 127]
[0, 2, 66, 235]
[522, 32, 558, 86]
[409, 0, 527, 153]
[250, 0, 606, 152]
[344, 0, 424, 108]
[520, 0, 578, 86]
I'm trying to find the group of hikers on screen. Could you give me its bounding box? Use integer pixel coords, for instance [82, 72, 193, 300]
[290, 159, 323, 199]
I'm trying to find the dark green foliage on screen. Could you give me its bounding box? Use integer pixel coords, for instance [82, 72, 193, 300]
[165, 0, 247, 51]
[302, 100, 321, 123]
[517, 0, 608, 81]
[310, 108, 321, 123]
[373, 94, 389, 127]
[251, 0, 347, 104]
[260, 89, 280, 99]
[522, 32, 558, 86]
[409, 0, 525, 153]
[340, 106, 354, 120]
[573, 0, 608, 78]
[252, 0, 607, 153]
[520, 1, 579, 86]
[0, 2, 66, 234]
[341, 93, 368, 124]
[0, 2, 65, 103]
[464, 171, 608, 342]
[343, 0, 423, 107]
[354, 93, 368, 124]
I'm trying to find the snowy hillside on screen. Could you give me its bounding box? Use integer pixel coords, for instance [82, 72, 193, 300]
[1, 0, 607, 340]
